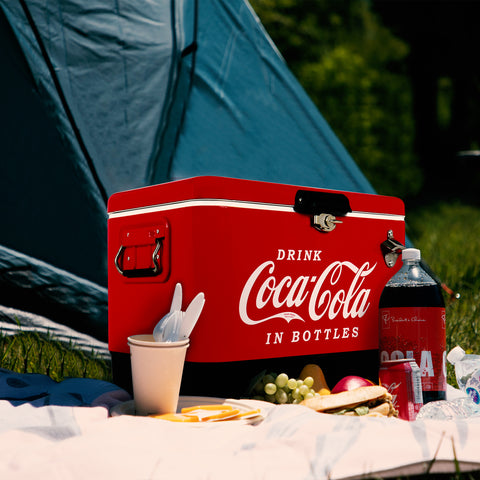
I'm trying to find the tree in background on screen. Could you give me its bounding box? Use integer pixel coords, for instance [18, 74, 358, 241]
[250, 0, 422, 198]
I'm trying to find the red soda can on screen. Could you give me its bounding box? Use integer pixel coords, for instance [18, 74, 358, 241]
[379, 359, 423, 421]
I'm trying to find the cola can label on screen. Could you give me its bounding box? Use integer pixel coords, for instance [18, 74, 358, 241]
[379, 305, 446, 398]
[379, 359, 423, 421]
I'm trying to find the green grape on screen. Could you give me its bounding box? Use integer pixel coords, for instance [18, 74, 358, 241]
[275, 373, 288, 389]
[264, 382, 277, 395]
[250, 372, 324, 404]
[292, 388, 302, 400]
[275, 389, 288, 404]
[299, 384, 309, 397]
[287, 378, 297, 390]
[303, 376, 314, 388]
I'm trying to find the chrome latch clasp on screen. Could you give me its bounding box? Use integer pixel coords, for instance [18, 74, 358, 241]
[312, 213, 342, 232]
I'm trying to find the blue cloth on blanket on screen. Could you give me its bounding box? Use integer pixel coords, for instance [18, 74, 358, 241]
[0, 368, 130, 407]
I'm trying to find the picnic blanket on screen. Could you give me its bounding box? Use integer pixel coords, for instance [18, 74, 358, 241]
[1, 368, 480, 479]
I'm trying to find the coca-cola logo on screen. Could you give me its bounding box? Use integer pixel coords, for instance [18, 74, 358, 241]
[384, 381, 401, 408]
[239, 255, 377, 326]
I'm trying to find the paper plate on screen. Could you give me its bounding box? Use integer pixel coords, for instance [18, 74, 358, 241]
[110, 396, 266, 425]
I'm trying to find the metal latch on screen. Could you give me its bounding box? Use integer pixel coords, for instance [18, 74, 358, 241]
[294, 190, 352, 233]
[381, 230, 405, 267]
[312, 213, 342, 232]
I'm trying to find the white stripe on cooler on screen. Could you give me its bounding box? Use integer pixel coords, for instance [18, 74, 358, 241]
[108, 199, 404, 222]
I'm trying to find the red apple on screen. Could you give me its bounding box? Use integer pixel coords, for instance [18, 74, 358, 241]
[331, 375, 375, 394]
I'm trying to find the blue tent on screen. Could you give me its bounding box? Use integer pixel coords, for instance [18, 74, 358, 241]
[0, 0, 376, 342]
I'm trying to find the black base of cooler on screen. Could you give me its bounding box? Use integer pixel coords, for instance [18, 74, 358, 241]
[111, 350, 380, 399]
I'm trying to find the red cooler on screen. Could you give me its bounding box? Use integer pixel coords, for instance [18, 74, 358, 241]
[108, 176, 405, 397]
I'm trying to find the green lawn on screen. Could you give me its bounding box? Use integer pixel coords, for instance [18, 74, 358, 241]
[0, 329, 112, 382]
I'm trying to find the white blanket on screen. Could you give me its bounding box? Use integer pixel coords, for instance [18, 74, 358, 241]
[1, 369, 480, 479]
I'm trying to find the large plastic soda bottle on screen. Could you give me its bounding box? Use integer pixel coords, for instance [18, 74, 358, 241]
[379, 248, 446, 404]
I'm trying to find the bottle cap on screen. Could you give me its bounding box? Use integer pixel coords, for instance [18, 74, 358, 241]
[402, 248, 421, 261]
[447, 345, 466, 365]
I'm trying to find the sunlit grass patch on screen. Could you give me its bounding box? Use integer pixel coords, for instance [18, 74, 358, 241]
[0, 330, 112, 382]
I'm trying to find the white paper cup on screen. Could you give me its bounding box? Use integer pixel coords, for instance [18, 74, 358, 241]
[127, 334, 189, 416]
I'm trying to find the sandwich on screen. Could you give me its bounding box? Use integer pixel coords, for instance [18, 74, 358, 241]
[300, 385, 397, 417]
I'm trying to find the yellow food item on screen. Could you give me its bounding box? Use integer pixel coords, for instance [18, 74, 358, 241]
[236, 408, 262, 418]
[149, 413, 199, 422]
[151, 404, 262, 423]
[299, 364, 331, 394]
[198, 409, 241, 421]
[318, 387, 331, 396]
[181, 404, 234, 413]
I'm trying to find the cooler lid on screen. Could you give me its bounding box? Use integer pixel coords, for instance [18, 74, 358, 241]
[107, 176, 404, 217]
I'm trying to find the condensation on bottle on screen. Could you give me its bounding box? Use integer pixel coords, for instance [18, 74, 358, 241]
[379, 248, 447, 404]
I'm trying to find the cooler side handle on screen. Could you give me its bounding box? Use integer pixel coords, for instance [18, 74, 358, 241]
[115, 238, 163, 278]
[114, 221, 170, 280]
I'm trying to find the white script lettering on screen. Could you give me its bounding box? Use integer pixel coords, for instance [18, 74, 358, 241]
[239, 260, 376, 326]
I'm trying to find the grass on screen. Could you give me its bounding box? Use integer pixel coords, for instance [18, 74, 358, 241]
[0, 330, 112, 382]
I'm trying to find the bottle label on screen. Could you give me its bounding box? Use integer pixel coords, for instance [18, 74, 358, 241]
[466, 376, 480, 404]
[379, 307, 446, 393]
